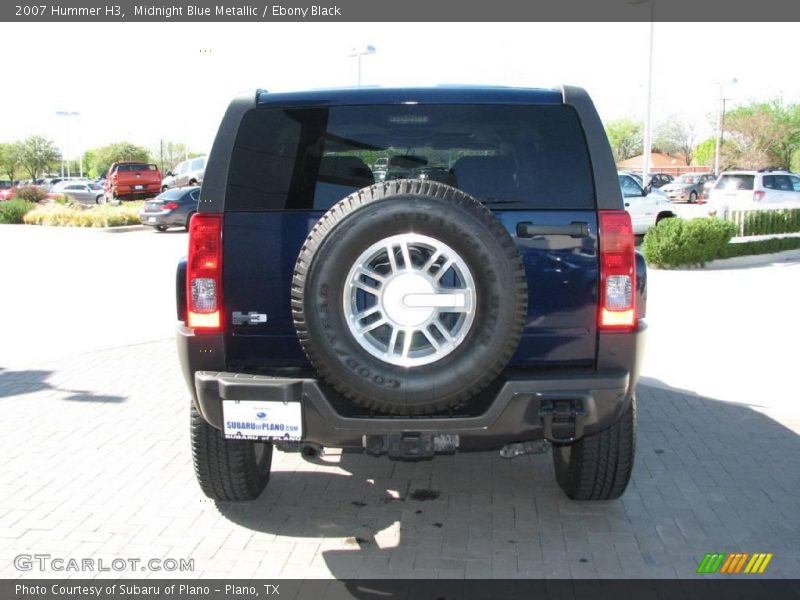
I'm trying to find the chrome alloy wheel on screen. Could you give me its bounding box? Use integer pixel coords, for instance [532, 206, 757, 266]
[343, 233, 476, 367]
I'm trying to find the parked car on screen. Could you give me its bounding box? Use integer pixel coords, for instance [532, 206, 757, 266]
[163, 156, 207, 190]
[708, 170, 800, 210]
[104, 161, 162, 203]
[621, 171, 673, 190]
[618, 172, 676, 234]
[660, 173, 716, 204]
[179, 85, 646, 503]
[49, 181, 105, 204]
[0, 181, 13, 201]
[140, 186, 199, 231]
[160, 172, 176, 192]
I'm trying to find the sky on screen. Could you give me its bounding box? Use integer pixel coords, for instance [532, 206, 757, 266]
[2, 22, 798, 161]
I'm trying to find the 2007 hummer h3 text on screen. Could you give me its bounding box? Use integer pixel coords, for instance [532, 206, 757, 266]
[176, 86, 647, 502]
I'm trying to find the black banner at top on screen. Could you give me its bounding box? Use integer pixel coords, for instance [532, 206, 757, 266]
[2, 0, 800, 22]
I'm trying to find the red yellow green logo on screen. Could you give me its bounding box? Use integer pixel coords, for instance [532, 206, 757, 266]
[697, 552, 773, 574]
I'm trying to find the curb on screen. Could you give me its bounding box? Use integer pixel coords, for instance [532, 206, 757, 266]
[649, 248, 800, 271]
[101, 225, 150, 233]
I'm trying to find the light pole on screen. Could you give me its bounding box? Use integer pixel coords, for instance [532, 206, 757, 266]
[346, 45, 376, 86]
[626, 0, 655, 187]
[56, 111, 79, 178]
[713, 78, 737, 176]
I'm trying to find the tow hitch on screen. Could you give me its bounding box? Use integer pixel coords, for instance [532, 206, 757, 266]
[538, 396, 588, 443]
[364, 433, 459, 460]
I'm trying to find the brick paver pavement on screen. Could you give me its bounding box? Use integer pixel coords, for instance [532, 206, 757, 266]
[1, 339, 798, 579]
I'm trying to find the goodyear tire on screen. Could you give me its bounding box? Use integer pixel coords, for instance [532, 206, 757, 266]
[553, 397, 636, 500]
[190, 402, 272, 501]
[292, 180, 528, 415]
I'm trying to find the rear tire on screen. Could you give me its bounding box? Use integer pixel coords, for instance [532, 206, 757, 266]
[185, 211, 195, 230]
[190, 403, 272, 501]
[553, 397, 636, 500]
[689, 191, 697, 204]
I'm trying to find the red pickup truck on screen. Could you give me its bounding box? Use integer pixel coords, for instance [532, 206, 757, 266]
[104, 161, 162, 203]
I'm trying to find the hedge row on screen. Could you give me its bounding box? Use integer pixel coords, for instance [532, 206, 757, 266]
[642, 218, 737, 267]
[718, 236, 800, 259]
[22, 202, 143, 227]
[734, 208, 800, 237]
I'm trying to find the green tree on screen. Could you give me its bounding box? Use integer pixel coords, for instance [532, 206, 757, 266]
[91, 142, 150, 177]
[17, 135, 61, 181]
[153, 141, 203, 174]
[653, 117, 697, 165]
[0, 142, 24, 182]
[724, 100, 800, 170]
[605, 118, 643, 162]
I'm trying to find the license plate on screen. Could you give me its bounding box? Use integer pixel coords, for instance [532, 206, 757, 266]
[222, 400, 303, 441]
[134, 185, 144, 190]
[147, 217, 156, 223]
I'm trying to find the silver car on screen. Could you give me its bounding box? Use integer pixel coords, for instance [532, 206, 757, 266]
[162, 156, 207, 190]
[660, 173, 716, 204]
[51, 181, 105, 204]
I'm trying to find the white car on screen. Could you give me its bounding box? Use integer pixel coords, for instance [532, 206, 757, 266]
[618, 173, 676, 234]
[708, 171, 800, 210]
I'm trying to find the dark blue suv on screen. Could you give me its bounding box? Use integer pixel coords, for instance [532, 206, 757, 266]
[177, 86, 647, 502]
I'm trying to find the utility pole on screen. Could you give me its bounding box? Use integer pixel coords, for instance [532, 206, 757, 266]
[713, 78, 737, 176]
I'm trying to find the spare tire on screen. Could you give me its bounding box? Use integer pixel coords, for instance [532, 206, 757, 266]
[291, 180, 527, 415]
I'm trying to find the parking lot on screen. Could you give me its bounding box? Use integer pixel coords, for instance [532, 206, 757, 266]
[1, 225, 799, 579]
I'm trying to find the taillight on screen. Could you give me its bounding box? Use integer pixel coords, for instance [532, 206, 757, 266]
[187, 213, 222, 330]
[163, 201, 179, 211]
[753, 191, 765, 202]
[598, 210, 635, 330]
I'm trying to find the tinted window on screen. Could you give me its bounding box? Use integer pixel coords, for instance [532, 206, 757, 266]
[790, 176, 800, 192]
[117, 164, 157, 172]
[763, 175, 793, 191]
[619, 175, 643, 197]
[159, 187, 189, 200]
[225, 105, 595, 211]
[715, 175, 754, 191]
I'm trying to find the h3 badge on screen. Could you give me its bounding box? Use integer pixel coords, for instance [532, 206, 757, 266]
[232, 311, 268, 325]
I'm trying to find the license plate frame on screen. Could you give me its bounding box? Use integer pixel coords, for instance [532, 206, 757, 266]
[222, 400, 303, 441]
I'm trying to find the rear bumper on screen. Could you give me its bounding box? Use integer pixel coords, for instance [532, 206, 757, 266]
[177, 322, 647, 450]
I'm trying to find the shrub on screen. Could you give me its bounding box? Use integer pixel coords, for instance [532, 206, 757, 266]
[0, 199, 37, 224]
[14, 185, 47, 203]
[736, 208, 800, 237]
[23, 201, 144, 227]
[719, 236, 800, 259]
[642, 217, 737, 267]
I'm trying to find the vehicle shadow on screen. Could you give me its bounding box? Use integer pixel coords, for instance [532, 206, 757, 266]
[217, 380, 800, 585]
[0, 368, 127, 403]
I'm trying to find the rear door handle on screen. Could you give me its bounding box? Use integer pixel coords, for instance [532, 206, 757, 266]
[516, 221, 589, 238]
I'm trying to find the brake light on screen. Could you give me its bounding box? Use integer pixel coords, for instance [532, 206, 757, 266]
[163, 201, 179, 211]
[753, 191, 765, 202]
[598, 210, 635, 330]
[187, 213, 223, 330]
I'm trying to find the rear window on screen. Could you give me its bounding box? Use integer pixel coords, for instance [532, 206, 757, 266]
[159, 187, 191, 200]
[115, 163, 157, 172]
[190, 157, 205, 170]
[225, 104, 595, 211]
[763, 175, 793, 191]
[715, 174, 754, 191]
